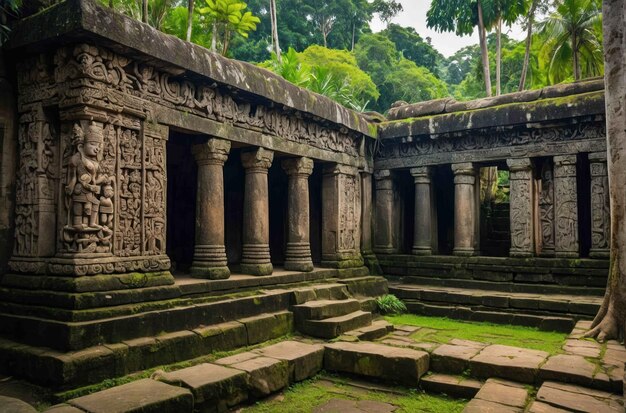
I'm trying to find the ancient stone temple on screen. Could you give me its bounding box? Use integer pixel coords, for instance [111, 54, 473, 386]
[0, 0, 619, 405]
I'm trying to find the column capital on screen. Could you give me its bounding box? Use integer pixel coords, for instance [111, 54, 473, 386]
[451, 162, 475, 176]
[373, 169, 392, 180]
[506, 157, 532, 172]
[241, 147, 273, 171]
[554, 155, 577, 178]
[323, 163, 359, 176]
[282, 157, 314, 177]
[410, 166, 432, 184]
[192, 138, 231, 165]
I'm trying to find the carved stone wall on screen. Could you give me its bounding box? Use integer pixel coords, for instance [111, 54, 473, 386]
[553, 155, 579, 257]
[589, 151, 610, 258]
[538, 160, 556, 257]
[507, 158, 534, 257]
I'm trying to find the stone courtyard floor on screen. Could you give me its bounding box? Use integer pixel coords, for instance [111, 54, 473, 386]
[1, 317, 624, 412]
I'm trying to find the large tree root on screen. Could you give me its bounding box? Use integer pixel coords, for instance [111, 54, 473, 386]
[584, 289, 622, 342]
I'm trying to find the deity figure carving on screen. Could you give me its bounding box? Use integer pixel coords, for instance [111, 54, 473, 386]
[62, 121, 114, 253]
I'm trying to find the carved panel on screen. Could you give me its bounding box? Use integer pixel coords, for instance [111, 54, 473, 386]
[589, 153, 610, 256]
[553, 155, 579, 256]
[339, 173, 358, 251]
[539, 161, 555, 255]
[507, 159, 533, 256]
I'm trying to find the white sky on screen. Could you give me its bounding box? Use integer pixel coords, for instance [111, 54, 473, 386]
[369, 0, 527, 57]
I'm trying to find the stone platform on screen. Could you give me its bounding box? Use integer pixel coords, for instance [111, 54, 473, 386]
[0, 267, 387, 388]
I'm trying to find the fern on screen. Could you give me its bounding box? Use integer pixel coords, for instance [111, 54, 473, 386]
[376, 294, 407, 315]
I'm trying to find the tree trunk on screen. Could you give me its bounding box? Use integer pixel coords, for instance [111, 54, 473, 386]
[109, 0, 113, 7]
[270, 0, 281, 63]
[322, 30, 328, 48]
[142, 0, 148, 24]
[351, 22, 356, 51]
[477, 0, 492, 97]
[585, 0, 626, 343]
[572, 33, 581, 80]
[496, 16, 501, 96]
[211, 22, 217, 52]
[519, 0, 537, 91]
[186, 0, 194, 42]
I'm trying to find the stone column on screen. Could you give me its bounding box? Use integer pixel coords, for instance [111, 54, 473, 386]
[360, 171, 374, 255]
[452, 163, 478, 256]
[553, 155, 579, 258]
[321, 164, 362, 268]
[507, 158, 534, 257]
[190, 139, 231, 279]
[373, 169, 395, 254]
[241, 148, 274, 275]
[282, 157, 314, 272]
[589, 151, 610, 258]
[410, 166, 433, 255]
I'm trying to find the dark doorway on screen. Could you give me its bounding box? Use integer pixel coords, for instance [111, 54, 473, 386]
[310, 162, 323, 264]
[577, 153, 591, 257]
[434, 166, 455, 255]
[268, 159, 288, 266]
[396, 170, 415, 254]
[224, 147, 245, 268]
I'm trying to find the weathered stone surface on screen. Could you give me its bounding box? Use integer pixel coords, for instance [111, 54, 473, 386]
[298, 311, 372, 339]
[462, 399, 522, 413]
[420, 373, 482, 399]
[526, 401, 571, 413]
[293, 299, 361, 320]
[474, 379, 529, 408]
[224, 356, 289, 397]
[313, 398, 397, 413]
[343, 320, 393, 341]
[324, 342, 429, 386]
[470, 344, 549, 383]
[431, 341, 485, 374]
[539, 354, 596, 386]
[536, 381, 623, 412]
[43, 405, 85, 413]
[239, 311, 293, 345]
[562, 339, 602, 358]
[68, 379, 193, 413]
[0, 396, 38, 413]
[255, 341, 324, 382]
[156, 363, 247, 409]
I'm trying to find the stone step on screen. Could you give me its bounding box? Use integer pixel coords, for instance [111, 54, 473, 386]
[324, 341, 429, 386]
[420, 373, 482, 399]
[342, 319, 394, 341]
[388, 277, 605, 297]
[403, 300, 576, 332]
[391, 284, 602, 316]
[292, 299, 361, 320]
[534, 381, 624, 412]
[297, 310, 373, 339]
[463, 378, 530, 413]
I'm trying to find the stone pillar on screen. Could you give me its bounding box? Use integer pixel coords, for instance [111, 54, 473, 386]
[190, 138, 231, 279]
[373, 169, 395, 254]
[321, 164, 362, 268]
[539, 161, 556, 257]
[410, 166, 433, 255]
[507, 158, 534, 257]
[241, 148, 274, 275]
[452, 163, 478, 256]
[282, 157, 314, 272]
[360, 170, 380, 272]
[589, 151, 610, 258]
[553, 155, 579, 258]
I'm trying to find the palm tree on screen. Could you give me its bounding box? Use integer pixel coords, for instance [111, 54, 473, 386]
[518, 0, 538, 90]
[539, 0, 603, 82]
[269, 0, 281, 63]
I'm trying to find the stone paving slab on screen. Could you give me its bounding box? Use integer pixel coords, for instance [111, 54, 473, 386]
[68, 378, 193, 413]
[239, 311, 293, 345]
[293, 299, 361, 320]
[343, 320, 393, 341]
[312, 398, 397, 413]
[0, 395, 37, 413]
[156, 362, 247, 409]
[526, 401, 571, 413]
[473, 379, 529, 409]
[224, 356, 289, 397]
[562, 338, 602, 358]
[431, 341, 486, 374]
[470, 344, 549, 383]
[420, 373, 482, 399]
[299, 311, 372, 339]
[43, 405, 85, 413]
[254, 340, 324, 382]
[539, 354, 596, 387]
[324, 342, 429, 386]
[462, 399, 522, 413]
[536, 381, 623, 412]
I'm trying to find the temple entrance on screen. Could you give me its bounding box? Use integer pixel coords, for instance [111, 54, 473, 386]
[268, 159, 288, 266]
[433, 166, 454, 255]
[166, 131, 202, 273]
[479, 163, 510, 257]
[310, 162, 323, 265]
[224, 147, 245, 269]
[577, 153, 591, 258]
[396, 170, 415, 254]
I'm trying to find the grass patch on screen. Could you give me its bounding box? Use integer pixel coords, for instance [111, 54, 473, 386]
[385, 314, 566, 354]
[241, 374, 466, 413]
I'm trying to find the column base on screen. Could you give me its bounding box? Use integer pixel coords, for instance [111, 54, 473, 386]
[321, 252, 364, 269]
[362, 251, 382, 275]
[589, 249, 610, 259]
[453, 248, 477, 257]
[240, 263, 273, 276]
[539, 247, 555, 258]
[411, 246, 432, 256]
[284, 242, 314, 272]
[373, 247, 396, 254]
[189, 265, 230, 280]
[509, 249, 534, 258]
[554, 251, 579, 258]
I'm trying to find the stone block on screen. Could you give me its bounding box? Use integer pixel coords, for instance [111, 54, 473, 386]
[0, 396, 38, 413]
[227, 356, 289, 398]
[193, 321, 247, 353]
[474, 379, 529, 408]
[462, 399, 522, 413]
[43, 405, 85, 413]
[343, 320, 393, 341]
[292, 299, 361, 320]
[431, 342, 484, 374]
[337, 276, 388, 297]
[470, 344, 549, 383]
[255, 340, 324, 382]
[536, 381, 623, 412]
[539, 354, 596, 387]
[239, 311, 293, 345]
[420, 373, 482, 399]
[156, 363, 247, 411]
[324, 342, 429, 386]
[68, 379, 193, 413]
[526, 401, 571, 413]
[298, 311, 372, 339]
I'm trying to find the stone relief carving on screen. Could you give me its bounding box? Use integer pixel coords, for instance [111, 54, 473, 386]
[378, 122, 606, 161]
[52, 44, 360, 157]
[553, 156, 579, 255]
[539, 161, 555, 255]
[508, 161, 533, 253]
[589, 154, 610, 253]
[61, 121, 114, 253]
[340, 173, 358, 251]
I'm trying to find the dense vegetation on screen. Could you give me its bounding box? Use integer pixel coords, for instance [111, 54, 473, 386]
[1, 0, 605, 113]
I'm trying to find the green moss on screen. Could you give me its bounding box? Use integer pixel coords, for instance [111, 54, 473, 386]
[367, 122, 379, 138]
[240, 374, 466, 413]
[385, 315, 567, 355]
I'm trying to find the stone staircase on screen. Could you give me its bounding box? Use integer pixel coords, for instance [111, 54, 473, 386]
[293, 298, 391, 339]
